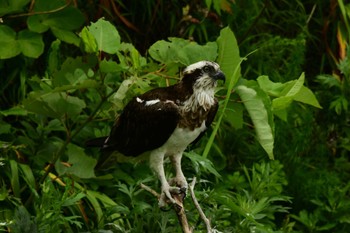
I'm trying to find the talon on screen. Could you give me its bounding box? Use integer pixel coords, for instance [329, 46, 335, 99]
[158, 183, 188, 209]
[179, 186, 187, 194]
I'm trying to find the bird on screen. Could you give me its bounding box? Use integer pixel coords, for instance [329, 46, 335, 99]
[87, 61, 225, 207]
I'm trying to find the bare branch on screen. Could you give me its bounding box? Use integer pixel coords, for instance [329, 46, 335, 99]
[6, 0, 72, 19]
[140, 183, 192, 233]
[140, 183, 160, 199]
[189, 177, 213, 233]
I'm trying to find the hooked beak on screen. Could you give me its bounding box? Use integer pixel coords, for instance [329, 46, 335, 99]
[214, 71, 226, 83]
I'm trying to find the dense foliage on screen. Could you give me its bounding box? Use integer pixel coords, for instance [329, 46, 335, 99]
[1, 0, 349, 232]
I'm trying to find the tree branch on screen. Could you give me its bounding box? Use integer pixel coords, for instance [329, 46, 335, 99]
[6, 0, 72, 19]
[189, 177, 213, 233]
[141, 177, 216, 233]
[140, 183, 192, 233]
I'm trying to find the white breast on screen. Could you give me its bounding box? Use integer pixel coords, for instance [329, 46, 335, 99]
[158, 121, 207, 155]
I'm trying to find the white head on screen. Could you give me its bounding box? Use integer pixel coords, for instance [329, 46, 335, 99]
[182, 61, 225, 90]
[182, 61, 225, 111]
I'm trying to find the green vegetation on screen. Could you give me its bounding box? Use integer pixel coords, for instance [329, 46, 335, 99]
[1, 0, 349, 232]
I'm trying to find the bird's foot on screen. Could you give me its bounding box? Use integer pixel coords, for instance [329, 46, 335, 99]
[158, 183, 182, 209]
[169, 176, 188, 195]
[158, 177, 188, 210]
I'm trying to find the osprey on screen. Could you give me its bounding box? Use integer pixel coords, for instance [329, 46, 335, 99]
[88, 61, 225, 207]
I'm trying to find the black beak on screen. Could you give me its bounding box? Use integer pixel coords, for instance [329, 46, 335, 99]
[214, 71, 226, 83]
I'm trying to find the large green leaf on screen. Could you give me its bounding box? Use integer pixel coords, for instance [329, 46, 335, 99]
[0, 0, 30, 16]
[18, 30, 44, 58]
[294, 86, 322, 108]
[0, 25, 21, 59]
[80, 27, 98, 53]
[149, 37, 217, 65]
[55, 144, 97, 178]
[23, 92, 86, 118]
[27, 0, 84, 32]
[257, 76, 285, 97]
[52, 57, 92, 86]
[85, 18, 121, 54]
[202, 27, 242, 158]
[258, 74, 321, 110]
[216, 26, 241, 88]
[0, 26, 43, 58]
[51, 27, 80, 46]
[236, 85, 274, 159]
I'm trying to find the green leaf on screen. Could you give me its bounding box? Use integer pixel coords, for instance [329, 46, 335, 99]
[185, 151, 221, 177]
[224, 102, 244, 129]
[62, 192, 86, 206]
[272, 96, 293, 111]
[42, 6, 84, 30]
[86, 18, 121, 54]
[257, 75, 285, 97]
[0, 25, 21, 59]
[27, 15, 50, 33]
[149, 37, 217, 65]
[216, 26, 241, 88]
[0, 0, 30, 16]
[0, 106, 28, 116]
[202, 27, 244, 158]
[100, 59, 123, 73]
[0, 26, 44, 58]
[294, 86, 322, 108]
[18, 30, 44, 58]
[118, 42, 147, 69]
[56, 144, 97, 178]
[18, 164, 38, 197]
[23, 92, 86, 118]
[258, 74, 322, 109]
[236, 85, 274, 159]
[27, 1, 84, 32]
[80, 27, 98, 53]
[51, 27, 80, 46]
[10, 160, 20, 198]
[279, 73, 305, 97]
[53, 57, 92, 86]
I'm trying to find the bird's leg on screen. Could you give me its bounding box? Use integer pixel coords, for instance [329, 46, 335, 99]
[149, 150, 181, 207]
[169, 153, 188, 194]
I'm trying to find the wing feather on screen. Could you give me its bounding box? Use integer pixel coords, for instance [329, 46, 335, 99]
[104, 95, 180, 156]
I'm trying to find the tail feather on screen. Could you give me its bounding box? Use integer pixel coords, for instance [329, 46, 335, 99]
[86, 136, 117, 170]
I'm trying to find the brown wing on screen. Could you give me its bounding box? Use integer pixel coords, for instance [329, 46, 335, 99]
[103, 95, 180, 156]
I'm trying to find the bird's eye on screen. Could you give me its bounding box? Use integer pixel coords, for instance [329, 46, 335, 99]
[203, 65, 211, 73]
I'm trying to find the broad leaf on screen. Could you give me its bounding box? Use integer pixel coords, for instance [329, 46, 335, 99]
[27, 1, 84, 32]
[51, 27, 80, 46]
[257, 76, 285, 97]
[55, 144, 96, 178]
[236, 85, 274, 159]
[185, 151, 221, 178]
[85, 18, 121, 54]
[202, 27, 242, 158]
[23, 92, 86, 118]
[149, 37, 217, 65]
[280, 73, 305, 97]
[294, 86, 322, 108]
[0, 0, 30, 16]
[100, 59, 123, 73]
[0, 25, 21, 59]
[216, 26, 241, 88]
[53, 57, 92, 86]
[18, 30, 44, 58]
[0, 106, 28, 116]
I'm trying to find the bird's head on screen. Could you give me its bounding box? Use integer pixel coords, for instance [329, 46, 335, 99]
[182, 61, 225, 91]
